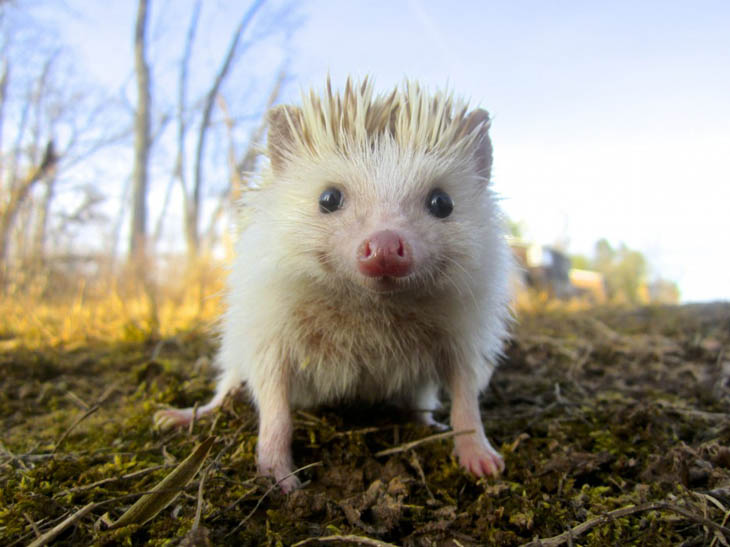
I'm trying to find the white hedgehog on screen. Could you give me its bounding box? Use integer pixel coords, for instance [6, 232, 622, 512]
[156, 78, 513, 492]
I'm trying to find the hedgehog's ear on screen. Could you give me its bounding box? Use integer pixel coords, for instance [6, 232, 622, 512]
[267, 105, 302, 174]
[463, 109, 493, 183]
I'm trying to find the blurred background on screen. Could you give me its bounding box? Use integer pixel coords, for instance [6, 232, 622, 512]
[1, 0, 728, 339]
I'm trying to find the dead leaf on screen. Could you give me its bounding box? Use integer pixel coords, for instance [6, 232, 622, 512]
[108, 437, 215, 529]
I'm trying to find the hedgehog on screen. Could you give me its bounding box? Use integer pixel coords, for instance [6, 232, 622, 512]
[155, 78, 513, 492]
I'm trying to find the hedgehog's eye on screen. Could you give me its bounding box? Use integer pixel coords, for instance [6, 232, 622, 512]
[319, 187, 344, 213]
[427, 189, 453, 218]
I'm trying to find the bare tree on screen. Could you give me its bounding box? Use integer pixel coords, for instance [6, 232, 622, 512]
[31, 171, 55, 259]
[0, 7, 128, 284]
[0, 141, 57, 266]
[152, 0, 201, 247]
[1, 0, 302, 288]
[182, 0, 266, 259]
[0, 57, 8, 154]
[142, 1, 297, 261]
[0, 44, 63, 271]
[130, 0, 152, 265]
[202, 68, 287, 251]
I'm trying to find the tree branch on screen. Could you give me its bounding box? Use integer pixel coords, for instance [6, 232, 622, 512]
[188, 0, 266, 257]
[202, 66, 286, 251]
[0, 140, 57, 265]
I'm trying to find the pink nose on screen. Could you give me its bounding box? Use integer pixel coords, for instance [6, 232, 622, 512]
[357, 230, 413, 278]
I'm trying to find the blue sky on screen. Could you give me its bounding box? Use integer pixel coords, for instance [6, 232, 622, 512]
[27, 1, 730, 301]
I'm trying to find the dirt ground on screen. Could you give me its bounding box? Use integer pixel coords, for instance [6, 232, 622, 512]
[1, 303, 729, 546]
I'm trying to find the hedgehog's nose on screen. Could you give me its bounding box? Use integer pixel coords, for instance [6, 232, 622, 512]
[357, 230, 413, 278]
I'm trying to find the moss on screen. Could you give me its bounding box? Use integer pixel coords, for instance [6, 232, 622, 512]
[1, 302, 729, 545]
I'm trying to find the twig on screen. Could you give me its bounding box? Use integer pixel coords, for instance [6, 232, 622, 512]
[292, 535, 399, 547]
[225, 461, 322, 538]
[23, 512, 41, 538]
[27, 502, 96, 547]
[696, 491, 729, 513]
[210, 422, 248, 467]
[188, 400, 199, 435]
[645, 502, 730, 537]
[711, 509, 730, 547]
[0, 440, 29, 470]
[521, 501, 730, 547]
[96, 382, 119, 405]
[211, 485, 257, 521]
[331, 426, 385, 438]
[65, 390, 90, 410]
[55, 464, 170, 497]
[408, 451, 434, 501]
[654, 400, 730, 421]
[192, 467, 207, 529]
[22, 488, 188, 547]
[13, 447, 157, 462]
[296, 410, 327, 425]
[52, 405, 99, 454]
[8, 517, 55, 547]
[374, 429, 475, 457]
[98, 486, 185, 505]
[201, 422, 255, 523]
[52, 382, 118, 455]
[207, 411, 221, 436]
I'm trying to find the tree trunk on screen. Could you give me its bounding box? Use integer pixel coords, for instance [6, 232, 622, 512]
[31, 174, 56, 264]
[0, 58, 9, 159]
[130, 0, 151, 265]
[153, 0, 201, 248]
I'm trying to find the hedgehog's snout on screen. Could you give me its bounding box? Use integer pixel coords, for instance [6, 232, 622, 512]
[356, 230, 413, 278]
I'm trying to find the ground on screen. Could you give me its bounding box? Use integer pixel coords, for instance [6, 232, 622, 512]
[1, 297, 729, 546]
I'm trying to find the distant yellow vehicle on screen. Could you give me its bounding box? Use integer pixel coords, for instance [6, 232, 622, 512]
[509, 238, 606, 303]
[569, 268, 606, 303]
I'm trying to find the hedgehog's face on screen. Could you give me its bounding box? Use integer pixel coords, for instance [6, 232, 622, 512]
[266, 104, 496, 296]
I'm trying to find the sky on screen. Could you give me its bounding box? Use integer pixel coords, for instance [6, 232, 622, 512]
[24, 0, 730, 302]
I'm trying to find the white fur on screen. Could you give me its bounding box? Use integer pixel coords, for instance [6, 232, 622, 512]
[155, 78, 513, 491]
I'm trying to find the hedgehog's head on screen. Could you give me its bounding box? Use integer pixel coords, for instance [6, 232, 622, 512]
[263, 77, 499, 296]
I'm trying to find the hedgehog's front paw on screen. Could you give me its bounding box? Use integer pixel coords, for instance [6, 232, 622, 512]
[257, 454, 301, 493]
[154, 408, 195, 429]
[275, 472, 302, 493]
[454, 436, 504, 478]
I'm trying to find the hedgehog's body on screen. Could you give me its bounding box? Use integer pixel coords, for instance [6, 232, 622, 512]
[156, 79, 513, 491]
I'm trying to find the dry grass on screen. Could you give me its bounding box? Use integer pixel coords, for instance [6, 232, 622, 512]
[0, 260, 226, 349]
[513, 287, 600, 315]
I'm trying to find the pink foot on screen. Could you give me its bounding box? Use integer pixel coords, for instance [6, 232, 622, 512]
[257, 455, 301, 493]
[154, 408, 196, 428]
[454, 436, 505, 477]
[274, 472, 302, 494]
[154, 394, 225, 429]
